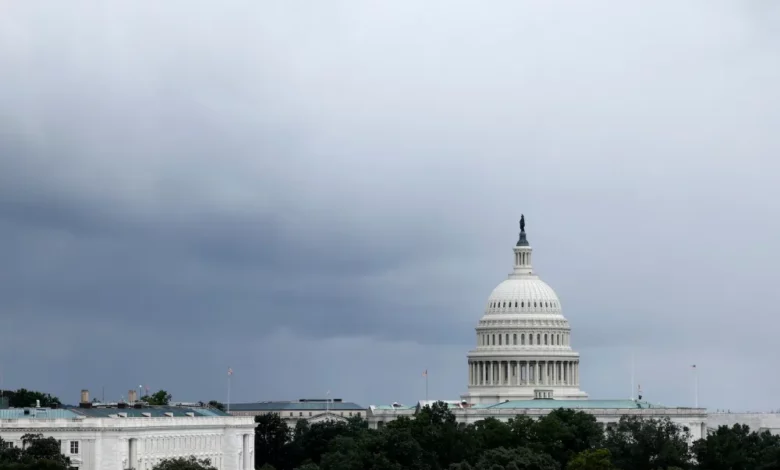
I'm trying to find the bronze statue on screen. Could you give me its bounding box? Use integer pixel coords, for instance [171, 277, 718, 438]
[520, 214, 525, 232]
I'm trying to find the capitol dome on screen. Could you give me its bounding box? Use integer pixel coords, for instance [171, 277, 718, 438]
[462, 216, 588, 405]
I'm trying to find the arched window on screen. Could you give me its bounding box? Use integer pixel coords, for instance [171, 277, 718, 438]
[529, 334, 533, 345]
[521, 301, 524, 307]
[513, 334, 517, 345]
[506, 334, 509, 345]
[537, 334, 541, 344]
[492, 334, 495, 345]
[521, 334, 525, 345]
[534, 302, 537, 307]
[499, 335, 502, 345]
[502, 302, 506, 308]
[515, 301, 518, 308]
[544, 334, 548, 345]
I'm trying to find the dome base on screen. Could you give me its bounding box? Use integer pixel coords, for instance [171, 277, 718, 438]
[462, 386, 589, 405]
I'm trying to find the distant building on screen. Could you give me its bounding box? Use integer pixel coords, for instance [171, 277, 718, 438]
[228, 399, 365, 427]
[367, 218, 709, 440]
[0, 389, 255, 470]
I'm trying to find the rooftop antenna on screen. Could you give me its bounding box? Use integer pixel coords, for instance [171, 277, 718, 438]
[630, 350, 635, 401]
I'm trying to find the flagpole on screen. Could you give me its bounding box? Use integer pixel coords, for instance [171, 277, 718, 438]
[227, 368, 232, 413]
[693, 365, 699, 408]
[630, 351, 635, 401]
[425, 368, 429, 402]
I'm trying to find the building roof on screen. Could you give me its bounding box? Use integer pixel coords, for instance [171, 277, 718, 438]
[0, 408, 81, 419]
[471, 399, 686, 410]
[230, 401, 365, 412]
[65, 405, 230, 418]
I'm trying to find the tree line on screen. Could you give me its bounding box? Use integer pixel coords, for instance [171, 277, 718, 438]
[253, 401, 780, 470]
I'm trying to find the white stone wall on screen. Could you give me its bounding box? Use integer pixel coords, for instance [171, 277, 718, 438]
[707, 413, 780, 435]
[0, 416, 255, 470]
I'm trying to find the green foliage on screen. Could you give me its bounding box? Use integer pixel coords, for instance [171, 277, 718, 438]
[692, 423, 780, 470]
[141, 390, 172, 405]
[151, 456, 216, 470]
[0, 389, 61, 408]
[0, 433, 71, 470]
[566, 449, 614, 470]
[604, 416, 691, 470]
[247, 401, 780, 470]
[207, 400, 225, 411]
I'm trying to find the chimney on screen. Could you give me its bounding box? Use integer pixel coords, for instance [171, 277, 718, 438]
[80, 390, 89, 404]
[128, 390, 137, 403]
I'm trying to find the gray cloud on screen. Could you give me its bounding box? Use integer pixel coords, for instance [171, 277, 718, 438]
[1, 0, 779, 410]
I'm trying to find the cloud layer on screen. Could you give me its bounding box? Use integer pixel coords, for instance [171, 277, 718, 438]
[1, 0, 779, 410]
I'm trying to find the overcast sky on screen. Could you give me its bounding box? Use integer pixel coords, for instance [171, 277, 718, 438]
[1, 1, 779, 411]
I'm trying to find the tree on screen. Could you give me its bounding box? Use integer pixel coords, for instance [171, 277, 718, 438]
[566, 449, 614, 470]
[255, 413, 291, 470]
[0, 434, 70, 470]
[151, 456, 217, 470]
[0, 389, 61, 408]
[207, 400, 226, 412]
[691, 424, 780, 470]
[141, 390, 172, 405]
[475, 447, 559, 470]
[532, 409, 604, 468]
[604, 417, 691, 470]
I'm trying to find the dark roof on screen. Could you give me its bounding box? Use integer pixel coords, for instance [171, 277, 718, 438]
[65, 405, 229, 418]
[229, 401, 365, 412]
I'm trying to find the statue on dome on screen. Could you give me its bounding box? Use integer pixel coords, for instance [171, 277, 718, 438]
[520, 214, 526, 232]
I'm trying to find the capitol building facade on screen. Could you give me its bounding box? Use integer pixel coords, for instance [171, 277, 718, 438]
[368, 217, 711, 438]
[230, 217, 780, 439]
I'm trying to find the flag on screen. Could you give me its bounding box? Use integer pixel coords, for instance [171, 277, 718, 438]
[422, 369, 428, 377]
[228, 367, 233, 376]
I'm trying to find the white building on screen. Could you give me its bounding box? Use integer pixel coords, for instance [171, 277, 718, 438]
[367, 217, 709, 440]
[228, 398, 365, 427]
[0, 390, 255, 470]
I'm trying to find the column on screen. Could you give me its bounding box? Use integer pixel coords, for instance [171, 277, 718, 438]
[243, 434, 251, 470]
[129, 438, 138, 470]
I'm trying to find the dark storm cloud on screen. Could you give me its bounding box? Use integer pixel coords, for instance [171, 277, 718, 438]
[1, 0, 780, 409]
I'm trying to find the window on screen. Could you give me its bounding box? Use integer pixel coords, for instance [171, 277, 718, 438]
[513, 334, 517, 345]
[514, 301, 518, 307]
[505, 334, 509, 345]
[521, 334, 525, 345]
[521, 302, 524, 307]
[299, 412, 303, 416]
[544, 334, 548, 345]
[529, 334, 533, 345]
[70, 441, 79, 455]
[499, 335, 502, 345]
[492, 334, 495, 345]
[309, 412, 312, 416]
[537, 334, 540, 344]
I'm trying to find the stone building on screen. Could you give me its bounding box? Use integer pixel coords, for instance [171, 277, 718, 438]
[0, 389, 255, 470]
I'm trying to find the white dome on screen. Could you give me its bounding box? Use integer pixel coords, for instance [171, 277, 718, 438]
[485, 278, 562, 314]
[462, 217, 588, 404]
